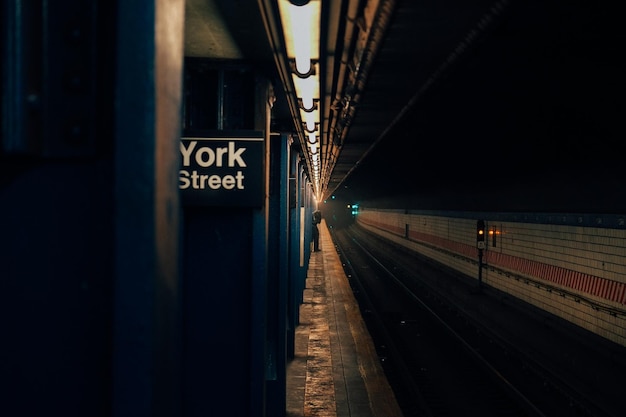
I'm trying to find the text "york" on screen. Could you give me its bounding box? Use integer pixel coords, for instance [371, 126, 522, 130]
[180, 141, 247, 168]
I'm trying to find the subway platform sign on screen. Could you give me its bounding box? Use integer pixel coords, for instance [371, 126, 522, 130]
[180, 132, 264, 207]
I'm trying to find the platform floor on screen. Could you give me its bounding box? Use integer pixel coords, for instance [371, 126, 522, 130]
[286, 221, 404, 417]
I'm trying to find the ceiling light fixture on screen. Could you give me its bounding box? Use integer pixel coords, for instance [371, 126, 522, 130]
[278, 0, 321, 197]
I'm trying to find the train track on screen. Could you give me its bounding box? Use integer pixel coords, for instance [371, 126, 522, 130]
[330, 224, 620, 417]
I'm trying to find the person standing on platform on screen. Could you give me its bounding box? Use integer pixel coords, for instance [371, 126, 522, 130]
[312, 209, 322, 252]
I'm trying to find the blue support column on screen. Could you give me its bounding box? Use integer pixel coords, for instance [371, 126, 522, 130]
[180, 69, 273, 417]
[113, 1, 184, 416]
[265, 133, 291, 416]
[285, 154, 318, 361]
[182, 208, 254, 417]
[251, 205, 269, 417]
[303, 174, 315, 268]
[287, 149, 301, 358]
[296, 168, 307, 304]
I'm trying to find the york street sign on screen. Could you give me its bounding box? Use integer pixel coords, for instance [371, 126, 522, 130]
[180, 132, 264, 206]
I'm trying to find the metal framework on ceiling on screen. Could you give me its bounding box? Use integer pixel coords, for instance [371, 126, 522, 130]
[258, 0, 395, 200]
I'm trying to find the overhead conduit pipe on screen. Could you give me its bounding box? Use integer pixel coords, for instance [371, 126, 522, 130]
[322, 0, 396, 198]
[321, 0, 360, 187]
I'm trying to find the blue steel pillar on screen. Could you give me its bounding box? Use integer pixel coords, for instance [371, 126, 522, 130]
[265, 133, 291, 416]
[113, 1, 185, 417]
[304, 177, 315, 261]
[297, 168, 309, 302]
[182, 207, 256, 416]
[180, 68, 274, 416]
[287, 147, 304, 358]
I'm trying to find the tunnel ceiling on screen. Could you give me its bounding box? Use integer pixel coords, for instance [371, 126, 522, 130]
[186, 0, 626, 213]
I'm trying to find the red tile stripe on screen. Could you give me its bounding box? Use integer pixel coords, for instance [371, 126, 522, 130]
[359, 216, 626, 305]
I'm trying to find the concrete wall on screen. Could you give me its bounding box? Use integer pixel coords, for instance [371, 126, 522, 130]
[356, 209, 626, 347]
